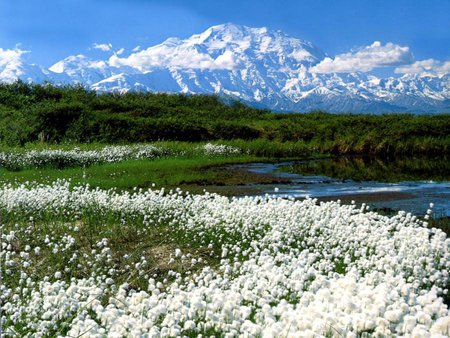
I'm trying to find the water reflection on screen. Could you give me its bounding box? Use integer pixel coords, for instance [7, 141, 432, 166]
[231, 156, 450, 217]
[278, 156, 450, 182]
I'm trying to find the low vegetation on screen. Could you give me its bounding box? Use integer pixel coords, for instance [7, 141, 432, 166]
[1, 82, 449, 156]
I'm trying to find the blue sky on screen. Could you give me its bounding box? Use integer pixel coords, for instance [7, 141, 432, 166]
[0, 0, 449, 68]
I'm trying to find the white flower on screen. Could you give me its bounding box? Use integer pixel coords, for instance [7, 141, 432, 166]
[1, 179, 448, 336]
[183, 320, 196, 330]
[175, 248, 182, 258]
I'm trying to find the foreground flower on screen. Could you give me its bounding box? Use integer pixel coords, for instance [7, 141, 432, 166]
[0, 181, 449, 337]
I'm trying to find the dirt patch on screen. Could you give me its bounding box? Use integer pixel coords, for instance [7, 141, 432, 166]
[148, 244, 175, 272]
[179, 166, 291, 196]
[182, 166, 291, 186]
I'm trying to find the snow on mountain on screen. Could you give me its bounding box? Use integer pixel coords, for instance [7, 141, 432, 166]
[91, 69, 182, 93]
[1, 23, 449, 113]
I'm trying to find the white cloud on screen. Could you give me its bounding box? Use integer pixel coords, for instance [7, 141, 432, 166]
[395, 59, 450, 76]
[310, 41, 412, 73]
[116, 48, 125, 56]
[214, 50, 236, 69]
[109, 44, 237, 71]
[0, 47, 27, 67]
[132, 46, 141, 52]
[0, 48, 30, 82]
[93, 43, 112, 52]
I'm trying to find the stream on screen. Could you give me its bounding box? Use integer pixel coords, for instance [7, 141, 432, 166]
[228, 156, 450, 217]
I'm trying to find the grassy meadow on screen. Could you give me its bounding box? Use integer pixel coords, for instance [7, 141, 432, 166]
[1, 83, 450, 337]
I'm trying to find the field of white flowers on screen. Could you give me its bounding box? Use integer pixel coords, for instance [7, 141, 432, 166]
[1, 179, 449, 337]
[0, 143, 242, 170]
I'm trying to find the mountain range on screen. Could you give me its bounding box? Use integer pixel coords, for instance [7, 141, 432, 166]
[1, 23, 449, 113]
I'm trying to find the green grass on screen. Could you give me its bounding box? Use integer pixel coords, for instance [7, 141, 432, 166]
[0, 154, 262, 191]
[429, 215, 450, 236]
[1, 207, 222, 305]
[0, 140, 319, 191]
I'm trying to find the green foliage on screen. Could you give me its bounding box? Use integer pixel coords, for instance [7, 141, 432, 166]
[279, 156, 450, 182]
[0, 81, 449, 155]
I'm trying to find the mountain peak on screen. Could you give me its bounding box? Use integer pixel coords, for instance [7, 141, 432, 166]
[1, 24, 448, 113]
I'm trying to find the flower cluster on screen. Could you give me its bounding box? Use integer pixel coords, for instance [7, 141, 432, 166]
[0, 145, 167, 170]
[1, 182, 449, 337]
[0, 143, 243, 170]
[201, 143, 241, 156]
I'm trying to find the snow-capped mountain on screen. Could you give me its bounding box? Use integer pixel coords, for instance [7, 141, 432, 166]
[1, 23, 449, 113]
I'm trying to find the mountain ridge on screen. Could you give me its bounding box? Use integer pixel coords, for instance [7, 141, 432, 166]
[1, 23, 448, 114]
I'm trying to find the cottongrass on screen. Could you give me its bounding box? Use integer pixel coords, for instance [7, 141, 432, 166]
[0, 143, 242, 170]
[1, 181, 449, 337]
[0, 145, 166, 169]
[200, 143, 241, 156]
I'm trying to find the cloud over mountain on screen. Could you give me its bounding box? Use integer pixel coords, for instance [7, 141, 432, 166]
[0, 47, 48, 83]
[395, 59, 450, 76]
[310, 41, 413, 73]
[0, 48, 28, 81]
[109, 44, 238, 71]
